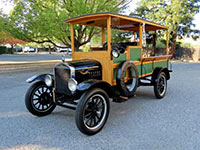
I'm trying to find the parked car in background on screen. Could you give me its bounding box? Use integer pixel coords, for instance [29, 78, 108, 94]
[22, 47, 35, 52]
[57, 48, 72, 54]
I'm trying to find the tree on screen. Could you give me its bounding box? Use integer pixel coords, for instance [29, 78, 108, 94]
[1, 0, 130, 50]
[133, 0, 200, 58]
[0, 33, 27, 53]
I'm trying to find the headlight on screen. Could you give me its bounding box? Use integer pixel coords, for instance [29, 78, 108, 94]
[112, 49, 120, 58]
[68, 78, 77, 92]
[45, 75, 53, 87]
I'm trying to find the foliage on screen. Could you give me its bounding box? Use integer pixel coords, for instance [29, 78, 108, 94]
[0, 0, 131, 49]
[0, 36, 27, 46]
[133, 0, 200, 58]
[111, 29, 133, 43]
[0, 32, 27, 53]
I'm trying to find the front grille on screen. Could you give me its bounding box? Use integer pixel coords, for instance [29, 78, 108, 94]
[54, 65, 71, 95]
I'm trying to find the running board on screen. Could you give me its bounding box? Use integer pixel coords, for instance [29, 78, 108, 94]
[56, 102, 76, 110]
[139, 81, 153, 86]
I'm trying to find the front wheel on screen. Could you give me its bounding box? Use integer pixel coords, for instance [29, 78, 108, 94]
[154, 72, 167, 99]
[75, 88, 110, 135]
[25, 81, 56, 116]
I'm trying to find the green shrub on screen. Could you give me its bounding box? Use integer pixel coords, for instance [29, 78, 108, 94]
[180, 43, 192, 48]
[6, 48, 13, 54]
[0, 46, 7, 55]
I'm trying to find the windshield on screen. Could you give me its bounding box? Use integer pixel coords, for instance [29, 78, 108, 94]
[73, 19, 108, 52]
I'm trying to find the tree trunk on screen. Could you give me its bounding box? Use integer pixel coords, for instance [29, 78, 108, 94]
[74, 39, 80, 51]
[10, 44, 14, 54]
[151, 33, 156, 56]
[48, 45, 51, 54]
[170, 42, 176, 58]
[169, 33, 177, 58]
[35, 46, 38, 53]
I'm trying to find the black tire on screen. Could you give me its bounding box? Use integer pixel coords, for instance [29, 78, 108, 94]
[154, 72, 167, 99]
[25, 81, 56, 116]
[116, 60, 139, 97]
[75, 88, 110, 135]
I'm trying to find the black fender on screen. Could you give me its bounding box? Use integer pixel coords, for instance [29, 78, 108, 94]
[26, 74, 53, 83]
[152, 67, 170, 84]
[77, 79, 114, 98]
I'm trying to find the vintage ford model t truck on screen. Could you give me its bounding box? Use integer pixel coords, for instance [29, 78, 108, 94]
[25, 12, 172, 135]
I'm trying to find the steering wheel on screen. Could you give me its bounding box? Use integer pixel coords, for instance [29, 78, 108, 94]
[103, 42, 107, 50]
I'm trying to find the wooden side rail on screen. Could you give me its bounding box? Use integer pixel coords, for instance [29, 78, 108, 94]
[140, 55, 172, 61]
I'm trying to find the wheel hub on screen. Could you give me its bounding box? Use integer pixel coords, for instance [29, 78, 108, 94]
[39, 92, 51, 105]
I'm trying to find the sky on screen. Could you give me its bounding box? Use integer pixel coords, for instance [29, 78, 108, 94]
[0, 0, 200, 30]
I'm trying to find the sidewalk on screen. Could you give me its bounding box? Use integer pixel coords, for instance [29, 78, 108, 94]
[0, 53, 71, 64]
[0, 54, 72, 73]
[0, 59, 69, 65]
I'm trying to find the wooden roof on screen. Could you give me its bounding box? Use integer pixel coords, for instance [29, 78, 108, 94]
[65, 12, 168, 31]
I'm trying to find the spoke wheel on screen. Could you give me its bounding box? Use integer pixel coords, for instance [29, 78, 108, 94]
[83, 94, 106, 130]
[154, 72, 167, 99]
[25, 81, 56, 116]
[75, 88, 110, 135]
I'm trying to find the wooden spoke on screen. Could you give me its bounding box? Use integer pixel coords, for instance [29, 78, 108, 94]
[37, 89, 41, 95]
[34, 93, 40, 97]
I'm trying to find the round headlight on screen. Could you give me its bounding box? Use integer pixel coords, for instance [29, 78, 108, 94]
[112, 49, 120, 58]
[45, 75, 53, 87]
[68, 78, 77, 92]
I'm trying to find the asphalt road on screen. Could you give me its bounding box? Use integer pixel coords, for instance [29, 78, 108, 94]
[0, 63, 200, 150]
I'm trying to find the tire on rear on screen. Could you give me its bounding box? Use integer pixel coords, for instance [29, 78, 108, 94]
[116, 60, 139, 97]
[75, 88, 110, 135]
[154, 72, 167, 99]
[25, 81, 56, 117]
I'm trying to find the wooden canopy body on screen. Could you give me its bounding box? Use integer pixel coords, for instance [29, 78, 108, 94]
[65, 12, 170, 85]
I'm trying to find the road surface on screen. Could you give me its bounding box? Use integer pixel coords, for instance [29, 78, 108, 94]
[0, 63, 200, 150]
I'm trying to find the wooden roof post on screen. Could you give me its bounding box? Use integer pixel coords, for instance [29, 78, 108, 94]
[70, 23, 75, 59]
[101, 27, 105, 45]
[134, 32, 137, 42]
[139, 23, 143, 58]
[166, 29, 169, 55]
[107, 16, 111, 53]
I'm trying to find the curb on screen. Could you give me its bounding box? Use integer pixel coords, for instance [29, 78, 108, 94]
[0, 59, 72, 66]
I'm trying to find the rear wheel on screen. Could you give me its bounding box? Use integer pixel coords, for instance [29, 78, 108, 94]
[154, 72, 167, 99]
[75, 88, 110, 135]
[25, 81, 56, 116]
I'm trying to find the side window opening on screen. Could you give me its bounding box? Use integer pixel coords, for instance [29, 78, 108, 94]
[142, 30, 167, 57]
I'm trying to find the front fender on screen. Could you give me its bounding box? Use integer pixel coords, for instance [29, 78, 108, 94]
[26, 74, 53, 83]
[77, 79, 114, 98]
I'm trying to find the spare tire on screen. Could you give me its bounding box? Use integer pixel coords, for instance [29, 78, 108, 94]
[116, 60, 139, 97]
